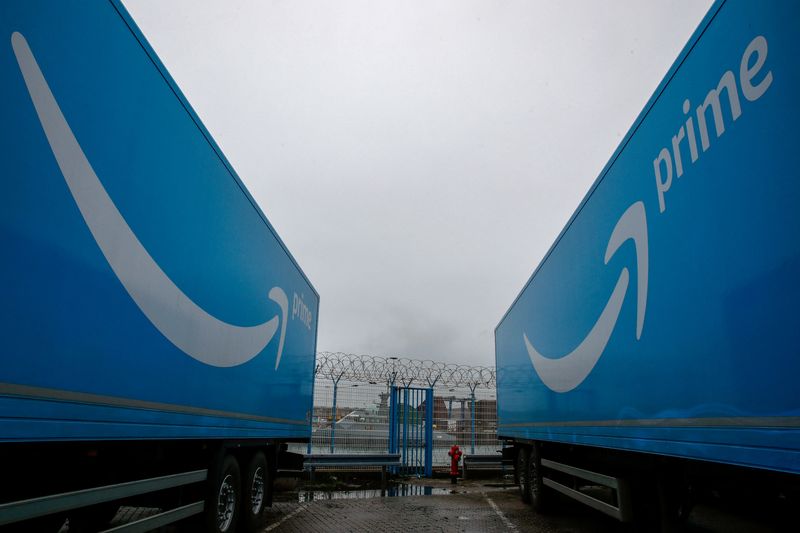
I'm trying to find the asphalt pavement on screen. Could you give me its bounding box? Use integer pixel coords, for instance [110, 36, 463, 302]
[260, 476, 787, 533]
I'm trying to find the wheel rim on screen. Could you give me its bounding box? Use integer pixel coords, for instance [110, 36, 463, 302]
[250, 466, 265, 514]
[217, 473, 236, 531]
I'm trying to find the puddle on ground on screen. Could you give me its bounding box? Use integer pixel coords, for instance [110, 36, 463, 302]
[297, 484, 452, 502]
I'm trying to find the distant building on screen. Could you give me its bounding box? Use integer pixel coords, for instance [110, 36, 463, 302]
[314, 405, 358, 426]
[416, 397, 449, 428]
[450, 399, 497, 444]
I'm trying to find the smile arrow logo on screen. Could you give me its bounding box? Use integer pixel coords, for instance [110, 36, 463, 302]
[12, 32, 288, 369]
[523, 201, 648, 392]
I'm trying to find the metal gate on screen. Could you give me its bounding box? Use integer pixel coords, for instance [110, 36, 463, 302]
[388, 386, 433, 476]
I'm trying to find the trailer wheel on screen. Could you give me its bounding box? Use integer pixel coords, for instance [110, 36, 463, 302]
[206, 454, 241, 533]
[241, 452, 269, 532]
[527, 442, 551, 513]
[657, 471, 693, 530]
[517, 447, 531, 503]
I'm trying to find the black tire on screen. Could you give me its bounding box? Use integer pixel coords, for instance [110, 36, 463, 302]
[517, 447, 531, 503]
[205, 454, 241, 533]
[657, 471, 693, 532]
[527, 442, 551, 513]
[240, 452, 269, 533]
[630, 479, 661, 532]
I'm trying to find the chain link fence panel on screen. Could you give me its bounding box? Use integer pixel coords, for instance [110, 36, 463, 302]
[290, 352, 500, 469]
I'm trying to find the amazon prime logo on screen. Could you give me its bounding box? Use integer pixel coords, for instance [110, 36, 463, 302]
[12, 32, 289, 370]
[292, 293, 313, 330]
[528, 33, 775, 393]
[523, 201, 648, 393]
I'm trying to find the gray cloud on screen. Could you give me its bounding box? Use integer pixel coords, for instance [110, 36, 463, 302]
[123, 0, 713, 365]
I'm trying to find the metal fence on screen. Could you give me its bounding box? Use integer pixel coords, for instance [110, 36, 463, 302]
[290, 352, 499, 469]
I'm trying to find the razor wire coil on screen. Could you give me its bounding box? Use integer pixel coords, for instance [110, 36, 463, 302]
[316, 351, 495, 389]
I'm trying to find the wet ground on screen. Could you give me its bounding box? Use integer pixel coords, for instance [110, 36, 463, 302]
[261, 475, 791, 532]
[294, 484, 452, 502]
[54, 474, 791, 531]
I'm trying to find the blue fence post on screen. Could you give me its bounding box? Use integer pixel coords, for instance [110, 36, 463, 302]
[402, 387, 409, 473]
[388, 386, 397, 454]
[460, 398, 466, 444]
[425, 388, 433, 477]
[470, 385, 477, 455]
[330, 373, 343, 454]
[411, 389, 416, 474]
[410, 388, 415, 474]
[308, 364, 319, 455]
[420, 390, 424, 473]
[418, 389, 423, 473]
[388, 385, 397, 474]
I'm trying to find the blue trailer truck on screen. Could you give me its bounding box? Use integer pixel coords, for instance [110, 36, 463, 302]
[0, 2, 318, 531]
[495, 0, 799, 527]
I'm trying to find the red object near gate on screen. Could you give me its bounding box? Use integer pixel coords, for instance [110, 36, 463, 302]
[448, 444, 462, 482]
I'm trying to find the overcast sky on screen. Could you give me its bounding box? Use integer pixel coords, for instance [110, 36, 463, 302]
[123, 0, 713, 367]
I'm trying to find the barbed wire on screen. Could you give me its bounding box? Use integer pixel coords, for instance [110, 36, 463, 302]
[316, 351, 496, 389]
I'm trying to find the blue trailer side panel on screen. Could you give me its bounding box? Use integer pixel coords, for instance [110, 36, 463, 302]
[495, 0, 800, 474]
[0, 1, 318, 441]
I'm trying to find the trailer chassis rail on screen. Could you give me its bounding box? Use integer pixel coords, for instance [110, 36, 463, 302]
[541, 458, 632, 522]
[0, 469, 207, 529]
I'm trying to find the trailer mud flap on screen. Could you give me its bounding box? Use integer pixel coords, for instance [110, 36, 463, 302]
[276, 450, 305, 473]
